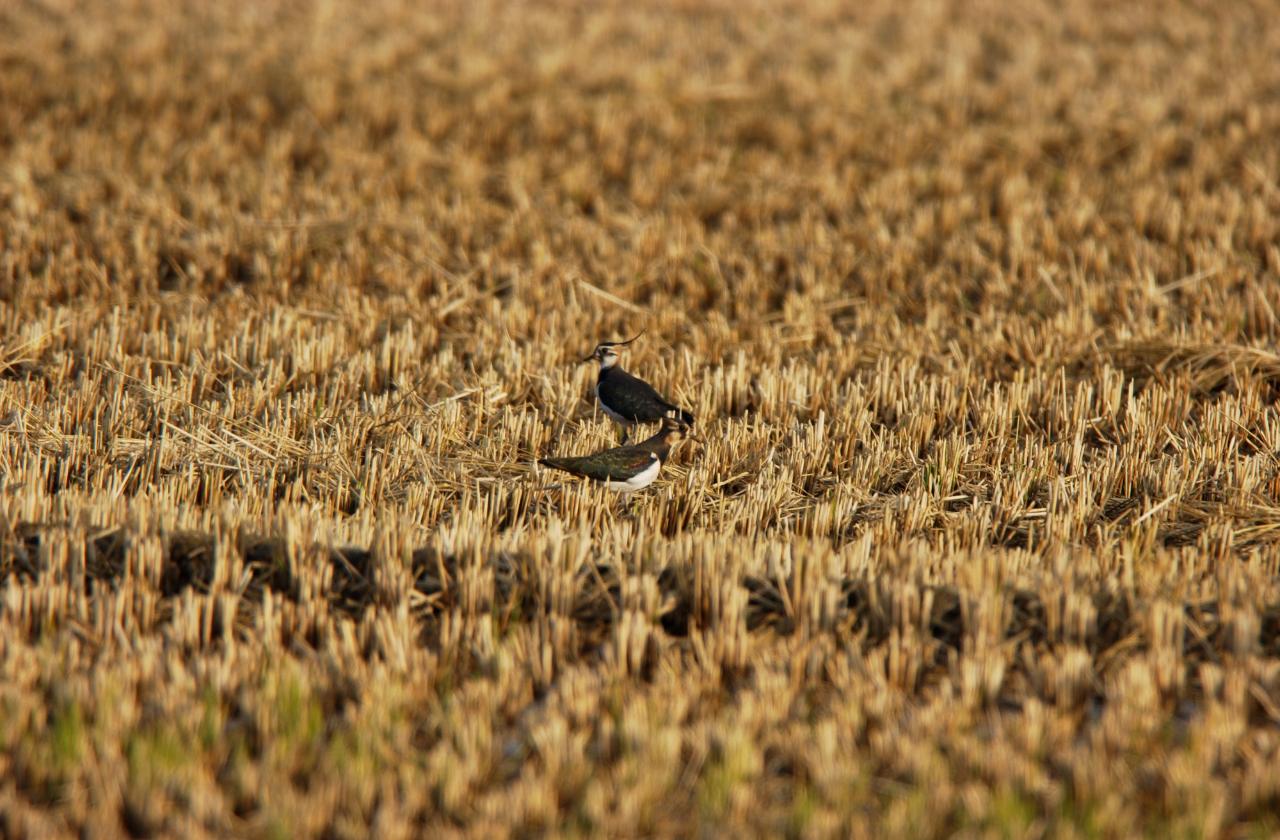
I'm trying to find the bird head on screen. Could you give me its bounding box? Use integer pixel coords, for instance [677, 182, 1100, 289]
[581, 330, 644, 368]
[659, 413, 698, 445]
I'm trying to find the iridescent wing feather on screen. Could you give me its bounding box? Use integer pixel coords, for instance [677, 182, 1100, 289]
[539, 446, 659, 483]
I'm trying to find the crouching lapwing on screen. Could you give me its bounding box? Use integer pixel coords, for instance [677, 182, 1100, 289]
[584, 332, 695, 443]
[539, 416, 692, 494]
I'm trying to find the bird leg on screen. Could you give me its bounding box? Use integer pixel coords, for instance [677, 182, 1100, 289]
[618, 425, 630, 444]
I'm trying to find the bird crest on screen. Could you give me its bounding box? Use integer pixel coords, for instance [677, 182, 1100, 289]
[582, 330, 644, 366]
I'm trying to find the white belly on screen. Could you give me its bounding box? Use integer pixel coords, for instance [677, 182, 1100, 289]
[604, 456, 661, 492]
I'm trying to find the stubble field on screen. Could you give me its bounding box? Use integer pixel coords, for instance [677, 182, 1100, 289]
[3, 0, 1280, 836]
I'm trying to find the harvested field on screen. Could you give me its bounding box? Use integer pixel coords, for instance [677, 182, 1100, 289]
[3, 0, 1280, 835]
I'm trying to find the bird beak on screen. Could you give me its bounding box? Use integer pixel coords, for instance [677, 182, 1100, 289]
[580, 353, 596, 363]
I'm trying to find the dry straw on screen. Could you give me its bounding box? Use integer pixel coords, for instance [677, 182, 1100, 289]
[2, 0, 1280, 836]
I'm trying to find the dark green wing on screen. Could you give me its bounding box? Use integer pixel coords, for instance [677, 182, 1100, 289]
[598, 369, 682, 423]
[540, 447, 658, 482]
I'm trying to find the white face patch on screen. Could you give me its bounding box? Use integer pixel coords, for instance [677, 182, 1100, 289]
[598, 350, 620, 369]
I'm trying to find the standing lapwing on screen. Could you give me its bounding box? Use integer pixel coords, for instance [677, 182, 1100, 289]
[583, 332, 695, 443]
[539, 416, 692, 493]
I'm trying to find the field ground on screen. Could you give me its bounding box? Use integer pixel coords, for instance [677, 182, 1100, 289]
[3, 0, 1280, 836]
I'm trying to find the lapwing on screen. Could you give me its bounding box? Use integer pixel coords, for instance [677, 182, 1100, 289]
[539, 416, 692, 493]
[583, 332, 695, 443]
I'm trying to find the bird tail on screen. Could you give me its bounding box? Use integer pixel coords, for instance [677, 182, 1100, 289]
[539, 457, 568, 471]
